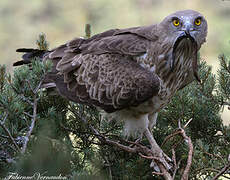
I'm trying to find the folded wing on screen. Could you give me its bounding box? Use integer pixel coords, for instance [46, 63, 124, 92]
[16, 25, 160, 112]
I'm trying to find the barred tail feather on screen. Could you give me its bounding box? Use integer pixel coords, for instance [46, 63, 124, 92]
[14, 48, 56, 91]
[13, 48, 48, 66]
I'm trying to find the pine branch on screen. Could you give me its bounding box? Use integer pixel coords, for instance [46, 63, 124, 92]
[212, 161, 230, 180]
[21, 96, 38, 154]
[85, 24, 91, 38]
[36, 33, 49, 50]
[10, 84, 34, 106]
[68, 104, 176, 179]
[0, 112, 21, 152]
[21, 76, 44, 154]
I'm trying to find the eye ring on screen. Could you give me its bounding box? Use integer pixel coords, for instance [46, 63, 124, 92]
[172, 19, 180, 27]
[194, 18, 202, 26]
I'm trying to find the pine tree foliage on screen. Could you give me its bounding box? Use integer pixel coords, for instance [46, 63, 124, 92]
[0, 30, 229, 180]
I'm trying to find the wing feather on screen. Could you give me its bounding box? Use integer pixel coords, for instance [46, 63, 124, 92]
[24, 25, 160, 112]
[79, 34, 149, 56]
[51, 53, 160, 112]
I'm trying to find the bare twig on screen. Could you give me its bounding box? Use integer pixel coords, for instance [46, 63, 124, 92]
[202, 150, 219, 158]
[199, 146, 225, 164]
[34, 77, 45, 94]
[21, 96, 38, 154]
[23, 112, 33, 118]
[194, 167, 230, 179]
[161, 130, 181, 147]
[19, 94, 34, 106]
[103, 137, 137, 153]
[25, 76, 45, 94]
[152, 171, 164, 176]
[139, 153, 173, 179]
[0, 134, 9, 139]
[160, 119, 194, 180]
[21, 76, 45, 154]
[172, 149, 178, 179]
[63, 109, 137, 154]
[138, 153, 162, 161]
[212, 161, 230, 180]
[180, 127, 193, 180]
[184, 118, 193, 129]
[25, 80, 36, 94]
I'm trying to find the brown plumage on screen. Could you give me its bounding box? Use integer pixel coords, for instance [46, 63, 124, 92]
[16, 10, 207, 123]
[14, 10, 208, 134]
[14, 9, 208, 155]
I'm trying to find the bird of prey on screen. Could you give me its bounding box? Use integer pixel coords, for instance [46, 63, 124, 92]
[14, 9, 208, 169]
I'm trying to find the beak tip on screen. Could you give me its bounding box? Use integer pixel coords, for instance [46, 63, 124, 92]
[185, 29, 190, 36]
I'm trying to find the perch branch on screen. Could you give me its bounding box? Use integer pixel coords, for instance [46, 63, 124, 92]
[68, 104, 197, 180]
[180, 127, 193, 180]
[144, 129, 173, 180]
[160, 119, 194, 179]
[67, 106, 175, 180]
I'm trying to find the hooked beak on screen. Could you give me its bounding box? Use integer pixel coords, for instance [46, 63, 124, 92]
[184, 23, 192, 36]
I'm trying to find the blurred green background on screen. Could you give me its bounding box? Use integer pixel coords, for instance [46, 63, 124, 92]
[0, 0, 229, 124]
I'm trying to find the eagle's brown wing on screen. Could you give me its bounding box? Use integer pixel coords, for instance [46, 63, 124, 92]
[48, 54, 160, 113]
[77, 24, 158, 55]
[16, 25, 160, 113]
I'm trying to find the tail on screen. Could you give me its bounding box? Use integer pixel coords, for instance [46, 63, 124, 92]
[13, 48, 48, 66]
[14, 48, 57, 90]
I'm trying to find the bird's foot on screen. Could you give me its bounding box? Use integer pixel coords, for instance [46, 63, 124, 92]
[150, 149, 173, 172]
[134, 136, 142, 144]
[144, 128, 173, 171]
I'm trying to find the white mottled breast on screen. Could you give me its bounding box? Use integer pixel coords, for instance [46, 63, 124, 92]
[133, 39, 194, 114]
[106, 39, 197, 136]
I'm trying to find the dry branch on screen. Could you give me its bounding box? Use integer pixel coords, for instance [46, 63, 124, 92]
[67, 103, 197, 180]
[21, 96, 38, 154]
[212, 161, 230, 180]
[21, 77, 44, 154]
[180, 128, 193, 180]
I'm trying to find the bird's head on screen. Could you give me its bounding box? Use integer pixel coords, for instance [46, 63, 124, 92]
[158, 10, 208, 81]
[158, 9, 208, 49]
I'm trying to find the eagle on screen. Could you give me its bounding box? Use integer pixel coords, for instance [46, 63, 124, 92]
[14, 10, 208, 169]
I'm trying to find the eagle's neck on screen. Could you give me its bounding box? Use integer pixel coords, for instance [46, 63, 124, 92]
[136, 38, 196, 97]
[156, 39, 195, 94]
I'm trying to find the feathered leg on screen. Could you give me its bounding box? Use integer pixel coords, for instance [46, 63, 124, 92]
[118, 110, 171, 170]
[148, 112, 158, 130]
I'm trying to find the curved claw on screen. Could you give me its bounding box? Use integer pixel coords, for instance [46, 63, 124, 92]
[144, 128, 173, 171]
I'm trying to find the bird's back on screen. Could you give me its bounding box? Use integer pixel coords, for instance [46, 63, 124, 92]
[14, 25, 161, 113]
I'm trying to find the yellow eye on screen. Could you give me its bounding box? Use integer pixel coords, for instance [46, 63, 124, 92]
[195, 18, 202, 26]
[173, 19, 180, 27]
